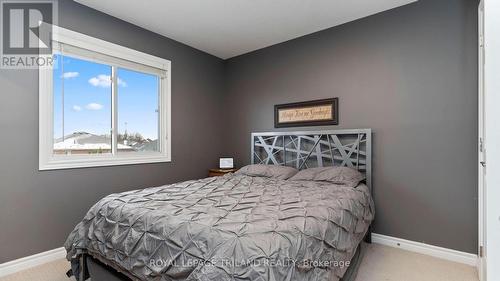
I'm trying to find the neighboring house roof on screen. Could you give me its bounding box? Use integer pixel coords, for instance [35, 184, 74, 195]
[53, 132, 133, 151]
[133, 139, 158, 152]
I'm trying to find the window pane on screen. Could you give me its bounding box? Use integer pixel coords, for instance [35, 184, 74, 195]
[117, 68, 160, 153]
[53, 54, 112, 155]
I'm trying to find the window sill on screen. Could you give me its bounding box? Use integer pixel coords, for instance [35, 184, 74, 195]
[39, 154, 171, 171]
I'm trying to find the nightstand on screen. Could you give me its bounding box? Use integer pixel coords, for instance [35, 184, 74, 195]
[208, 168, 238, 177]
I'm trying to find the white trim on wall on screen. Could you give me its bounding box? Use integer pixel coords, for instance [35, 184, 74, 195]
[371, 233, 478, 267]
[39, 25, 172, 170]
[0, 247, 66, 278]
[0, 235, 479, 278]
[51, 26, 170, 70]
[478, 2, 486, 281]
[484, 1, 500, 281]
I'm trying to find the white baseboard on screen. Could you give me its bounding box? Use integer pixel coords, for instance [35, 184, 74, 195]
[0, 234, 478, 277]
[0, 247, 66, 278]
[371, 233, 478, 266]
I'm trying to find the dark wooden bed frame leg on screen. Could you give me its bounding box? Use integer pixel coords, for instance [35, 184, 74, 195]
[80, 254, 87, 281]
[364, 226, 372, 243]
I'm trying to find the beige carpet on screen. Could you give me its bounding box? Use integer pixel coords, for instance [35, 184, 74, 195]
[1, 244, 478, 281]
[356, 244, 478, 281]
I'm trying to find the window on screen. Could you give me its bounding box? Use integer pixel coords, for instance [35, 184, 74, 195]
[39, 27, 171, 170]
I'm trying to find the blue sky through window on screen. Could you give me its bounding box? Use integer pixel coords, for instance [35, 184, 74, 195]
[117, 68, 159, 140]
[53, 54, 159, 142]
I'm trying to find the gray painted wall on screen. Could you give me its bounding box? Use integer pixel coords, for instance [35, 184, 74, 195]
[0, 1, 225, 262]
[223, 0, 478, 253]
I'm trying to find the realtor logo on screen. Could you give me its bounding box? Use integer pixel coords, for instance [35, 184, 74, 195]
[1, 0, 57, 69]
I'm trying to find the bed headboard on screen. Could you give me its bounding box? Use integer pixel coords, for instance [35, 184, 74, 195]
[251, 129, 372, 191]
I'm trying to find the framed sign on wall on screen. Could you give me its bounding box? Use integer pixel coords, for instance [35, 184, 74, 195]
[274, 98, 338, 128]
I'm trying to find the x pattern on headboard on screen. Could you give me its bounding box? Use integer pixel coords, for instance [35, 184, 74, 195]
[251, 129, 372, 190]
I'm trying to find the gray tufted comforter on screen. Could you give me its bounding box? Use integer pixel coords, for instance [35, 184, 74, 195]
[65, 173, 374, 281]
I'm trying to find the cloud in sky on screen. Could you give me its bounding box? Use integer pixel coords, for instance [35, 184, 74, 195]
[88, 75, 111, 87]
[85, 103, 104, 110]
[62, 72, 79, 79]
[117, 78, 127, 87]
[72, 105, 82, 112]
[88, 74, 127, 87]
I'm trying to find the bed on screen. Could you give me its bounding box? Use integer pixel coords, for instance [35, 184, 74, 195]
[65, 129, 374, 281]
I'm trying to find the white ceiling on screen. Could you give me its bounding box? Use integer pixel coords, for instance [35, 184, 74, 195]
[75, 0, 417, 59]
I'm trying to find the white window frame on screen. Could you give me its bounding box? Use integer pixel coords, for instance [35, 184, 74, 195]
[39, 26, 171, 170]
